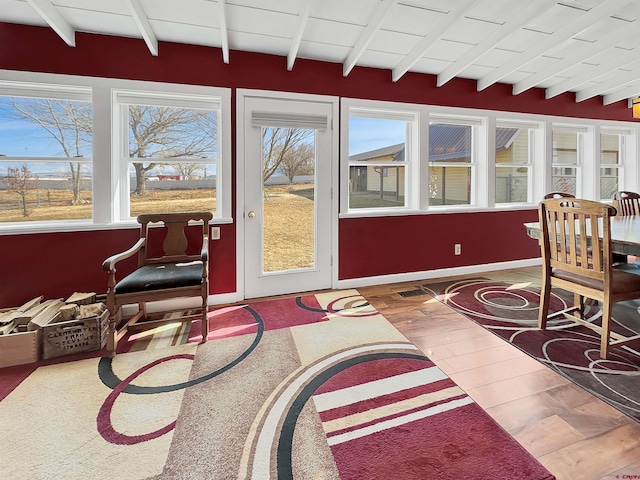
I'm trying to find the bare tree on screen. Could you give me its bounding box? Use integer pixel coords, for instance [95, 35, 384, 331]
[280, 143, 314, 184]
[6, 100, 218, 199]
[262, 127, 313, 183]
[10, 99, 91, 205]
[128, 105, 217, 195]
[6, 164, 39, 217]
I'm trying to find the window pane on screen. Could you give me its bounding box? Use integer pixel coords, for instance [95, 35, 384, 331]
[600, 133, 620, 201]
[0, 97, 92, 157]
[496, 166, 528, 203]
[124, 102, 219, 218]
[495, 127, 529, 204]
[128, 162, 216, 217]
[552, 131, 578, 165]
[0, 161, 92, 222]
[429, 123, 472, 206]
[348, 115, 408, 209]
[552, 131, 578, 196]
[262, 127, 316, 272]
[128, 105, 217, 158]
[552, 167, 577, 195]
[348, 165, 405, 209]
[429, 166, 471, 205]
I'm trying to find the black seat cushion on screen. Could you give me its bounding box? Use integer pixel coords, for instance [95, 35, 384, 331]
[115, 261, 204, 294]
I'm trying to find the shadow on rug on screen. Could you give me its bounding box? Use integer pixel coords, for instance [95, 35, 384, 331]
[421, 277, 640, 424]
[1, 289, 554, 479]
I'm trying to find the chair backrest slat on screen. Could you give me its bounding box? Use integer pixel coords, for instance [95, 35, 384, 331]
[612, 191, 640, 216]
[135, 211, 213, 266]
[539, 198, 615, 282]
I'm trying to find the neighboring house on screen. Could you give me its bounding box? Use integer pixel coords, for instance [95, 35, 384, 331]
[349, 126, 523, 205]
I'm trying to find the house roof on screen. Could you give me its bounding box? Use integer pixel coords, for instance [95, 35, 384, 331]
[349, 127, 518, 162]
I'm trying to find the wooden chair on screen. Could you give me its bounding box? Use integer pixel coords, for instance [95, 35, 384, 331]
[544, 192, 575, 199]
[537, 198, 640, 358]
[612, 191, 640, 216]
[102, 211, 212, 356]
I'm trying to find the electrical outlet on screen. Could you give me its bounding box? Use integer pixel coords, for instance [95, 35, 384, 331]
[454, 243, 461, 255]
[211, 226, 220, 240]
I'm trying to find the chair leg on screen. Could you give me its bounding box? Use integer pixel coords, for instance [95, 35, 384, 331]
[107, 306, 118, 357]
[538, 277, 551, 329]
[201, 295, 208, 343]
[600, 299, 613, 359]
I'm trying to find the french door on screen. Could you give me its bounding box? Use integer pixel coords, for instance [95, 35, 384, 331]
[239, 91, 336, 298]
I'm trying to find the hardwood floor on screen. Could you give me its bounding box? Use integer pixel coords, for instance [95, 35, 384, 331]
[357, 267, 640, 480]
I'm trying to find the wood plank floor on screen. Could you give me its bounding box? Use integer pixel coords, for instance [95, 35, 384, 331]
[357, 267, 640, 480]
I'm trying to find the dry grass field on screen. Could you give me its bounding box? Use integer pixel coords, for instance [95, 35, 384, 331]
[0, 184, 315, 271]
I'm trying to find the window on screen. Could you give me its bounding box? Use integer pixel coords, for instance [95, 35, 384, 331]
[429, 122, 475, 206]
[0, 83, 93, 223]
[495, 124, 534, 204]
[347, 108, 416, 211]
[552, 129, 581, 196]
[114, 91, 221, 220]
[600, 131, 623, 201]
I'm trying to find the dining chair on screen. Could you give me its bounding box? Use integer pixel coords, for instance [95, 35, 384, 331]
[537, 198, 640, 359]
[543, 192, 575, 199]
[612, 191, 640, 216]
[102, 211, 212, 356]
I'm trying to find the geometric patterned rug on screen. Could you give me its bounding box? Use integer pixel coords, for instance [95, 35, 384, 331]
[0, 289, 554, 479]
[421, 277, 640, 424]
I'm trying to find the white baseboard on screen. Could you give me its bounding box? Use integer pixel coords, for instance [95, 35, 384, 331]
[334, 258, 542, 290]
[122, 258, 541, 313]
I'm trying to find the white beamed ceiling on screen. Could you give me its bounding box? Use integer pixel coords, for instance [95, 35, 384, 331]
[3, 0, 640, 107]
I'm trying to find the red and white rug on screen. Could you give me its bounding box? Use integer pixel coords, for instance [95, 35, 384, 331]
[0, 289, 554, 479]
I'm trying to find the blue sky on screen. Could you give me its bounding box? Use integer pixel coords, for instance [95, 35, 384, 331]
[0, 105, 405, 159]
[349, 117, 406, 155]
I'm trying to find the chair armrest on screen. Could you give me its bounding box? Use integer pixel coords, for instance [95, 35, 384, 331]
[200, 235, 209, 262]
[201, 235, 209, 278]
[102, 238, 146, 272]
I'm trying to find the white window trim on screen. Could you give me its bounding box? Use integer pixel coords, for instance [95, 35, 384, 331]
[0, 70, 231, 234]
[340, 97, 640, 218]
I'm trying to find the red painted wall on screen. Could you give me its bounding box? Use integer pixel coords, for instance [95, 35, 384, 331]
[0, 22, 636, 305]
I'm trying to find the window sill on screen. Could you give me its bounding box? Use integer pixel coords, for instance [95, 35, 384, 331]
[338, 204, 537, 219]
[0, 216, 234, 236]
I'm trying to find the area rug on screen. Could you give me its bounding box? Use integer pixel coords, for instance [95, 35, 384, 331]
[0, 289, 554, 480]
[420, 276, 640, 423]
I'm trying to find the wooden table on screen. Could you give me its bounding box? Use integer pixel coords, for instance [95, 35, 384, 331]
[524, 215, 640, 256]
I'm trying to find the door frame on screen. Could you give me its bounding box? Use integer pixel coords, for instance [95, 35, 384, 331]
[236, 89, 339, 299]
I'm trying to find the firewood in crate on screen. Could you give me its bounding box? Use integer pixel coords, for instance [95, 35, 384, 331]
[27, 299, 64, 331]
[17, 296, 44, 312]
[59, 304, 79, 321]
[0, 319, 15, 335]
[65, 292, 97, 306]
[78, 302, 106, 319]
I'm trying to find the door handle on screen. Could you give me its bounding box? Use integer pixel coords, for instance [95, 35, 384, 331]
[247, 211, 255, 218]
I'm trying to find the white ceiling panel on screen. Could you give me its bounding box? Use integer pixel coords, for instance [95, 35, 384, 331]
[384, 3, 450, 37]
[56, 7, 138, 37]
[369, 30, 423, 55]
[149, 20, 221, 48]
[0, 0, 638, 109]
[303, 17, 362, 48]
[309, 0, 377, 25]
[225, 3, 298, 39]
[140, 0, 220, 29]
[441, 16, 501, 46]
[1, 0, 49, 26]
[227, 30, 291, 57]
[297, 41, 351, 64]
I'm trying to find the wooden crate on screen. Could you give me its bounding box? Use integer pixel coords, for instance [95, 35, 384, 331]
[42, 310, 109, 360]
[0, 329, 41, 368]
